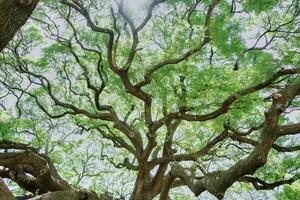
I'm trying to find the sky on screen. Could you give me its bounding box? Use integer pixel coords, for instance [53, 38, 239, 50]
[125, 0, 148, 12]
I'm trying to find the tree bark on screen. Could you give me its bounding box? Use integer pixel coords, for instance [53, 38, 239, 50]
[0, 178, 16, 200]
[27, 190, 102, 200]
[0, 0, 39, 52]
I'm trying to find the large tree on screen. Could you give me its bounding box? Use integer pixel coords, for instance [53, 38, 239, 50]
[0, 0, 300, 199]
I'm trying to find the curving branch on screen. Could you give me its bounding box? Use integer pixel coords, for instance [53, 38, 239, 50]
[169, 83, 300, 199]
[240, 175, 296, 190]
[149, 129, 230, 167]
[0, 150, 70, 194]
[230, 133, 300, 152]
[152, 68, 300, 131]
[136, 0, 221, 88]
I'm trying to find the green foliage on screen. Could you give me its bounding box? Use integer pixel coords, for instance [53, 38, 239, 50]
[242, 0, 279, 14]
[211, 11, 244, 57]
[277, 181, 300, 200]
[0, 111, 13, 140]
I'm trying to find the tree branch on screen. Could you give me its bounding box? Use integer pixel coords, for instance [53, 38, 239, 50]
[240, 175, 296, 190]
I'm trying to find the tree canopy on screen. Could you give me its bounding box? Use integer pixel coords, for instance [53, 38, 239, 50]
[0, 0, 299, 199]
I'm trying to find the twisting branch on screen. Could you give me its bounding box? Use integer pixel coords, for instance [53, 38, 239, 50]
[233, 4, 300, 70]
[136, 0, 221, 88]
[152, 68, 300, 130]
[0, 141, 70, 195]
[60, 0, 117, 70]
[169, 83, 300, 199]
[149, 129, 230, 167]
[240, 175, 296, 190]
[229, 133, 300, 152]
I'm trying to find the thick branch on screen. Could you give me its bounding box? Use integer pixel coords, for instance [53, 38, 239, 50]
[26, 190, 101, 200]
[0, 0, 39, 51]
[278, 122, 300, 136]
[0, 150, 70, 194]
[170, 83, 300, 199]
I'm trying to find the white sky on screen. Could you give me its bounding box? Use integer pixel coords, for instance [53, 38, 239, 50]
[125, 0, 148, 12]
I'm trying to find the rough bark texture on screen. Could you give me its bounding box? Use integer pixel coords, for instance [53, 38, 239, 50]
[0, 150, 71, 194]
[0, 141, 107, 200]
[0, 178, 16, 200]
[28, 190, 101, 200]
[0, 0, 39, 51]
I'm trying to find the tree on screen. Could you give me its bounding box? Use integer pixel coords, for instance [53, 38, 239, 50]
[0, 0, 299, 199]
[0, 0, 39, 52]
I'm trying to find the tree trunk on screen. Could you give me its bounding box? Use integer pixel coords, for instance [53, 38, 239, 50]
[0, 0, 39, 52]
